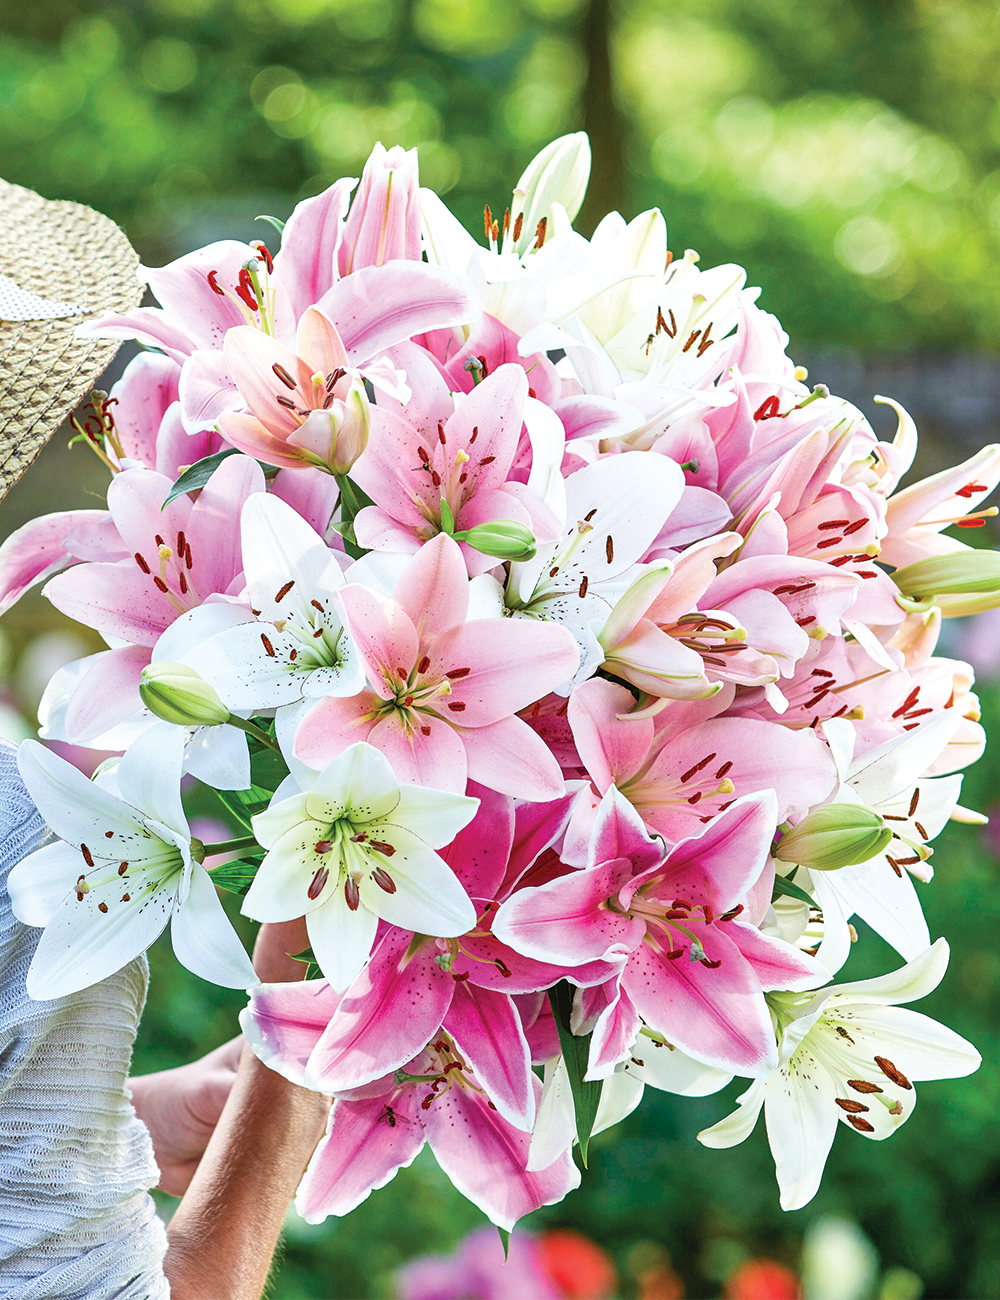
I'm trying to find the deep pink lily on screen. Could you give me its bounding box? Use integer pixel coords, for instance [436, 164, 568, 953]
[294, 533, 579, 798]
[242, 980, 579, 1229]
[285, 787, 616, 1124]
[494, 787, 826, 1077]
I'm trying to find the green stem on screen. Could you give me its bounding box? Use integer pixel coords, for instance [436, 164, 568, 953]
[226, 715, 280, 750]
[203, 836, 261, 857]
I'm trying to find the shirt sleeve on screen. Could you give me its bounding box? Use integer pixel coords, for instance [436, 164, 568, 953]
[0, 741, 170, 1300]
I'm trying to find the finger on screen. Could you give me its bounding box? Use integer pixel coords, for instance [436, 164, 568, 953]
[252, 917, 311, 983]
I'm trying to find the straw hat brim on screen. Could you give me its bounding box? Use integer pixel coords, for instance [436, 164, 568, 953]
[0, 179, 142, 501]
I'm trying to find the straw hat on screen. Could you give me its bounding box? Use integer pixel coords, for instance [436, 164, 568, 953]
[0, 178, 142, 501]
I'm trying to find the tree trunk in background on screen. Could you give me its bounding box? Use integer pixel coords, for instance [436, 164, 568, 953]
[577, 0, 627, 234]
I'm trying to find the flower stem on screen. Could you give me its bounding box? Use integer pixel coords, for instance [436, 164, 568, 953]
[226, 715, 280, 750]
[203, 836, 261, 857]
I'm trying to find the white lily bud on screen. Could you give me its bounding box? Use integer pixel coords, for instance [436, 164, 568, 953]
[509, 132, 591, 254]
[774, 804, 891, 871]
[140, 662, 230, 728]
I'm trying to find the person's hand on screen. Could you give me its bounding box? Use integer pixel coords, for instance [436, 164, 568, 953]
[128, 1038, 243, 1197]
[131, 920, 314, 1198]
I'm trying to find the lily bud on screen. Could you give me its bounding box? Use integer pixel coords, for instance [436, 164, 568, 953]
[893, 551, 1000, 616]
[774, 804, 891, 871]
[140, 663, 230, 728]
[338, 142, 421, 276]
[457, 520, 537, 562]
[286, 378, 371, 476]
[509, 132, 591, 254]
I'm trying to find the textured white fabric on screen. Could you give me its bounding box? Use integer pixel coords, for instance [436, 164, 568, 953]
[0, 740, 170, 1299]
[0, 274, 87, 321]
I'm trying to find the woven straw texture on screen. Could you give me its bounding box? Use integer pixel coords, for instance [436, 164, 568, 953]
[0, 180, 141, 500]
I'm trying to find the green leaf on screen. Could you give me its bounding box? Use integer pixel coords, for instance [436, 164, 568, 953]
[497, 1227, 511, 1261]
[215, 782, 275, 828]
[255, 213, 286, 235]
[772, 874, 815, 906]
[162, 449, 242, 508]
[547, 980, 602, 1166]
[208, 854, 263, 896]
[289, 946, 322, 981]
[249, 743, 290, 792]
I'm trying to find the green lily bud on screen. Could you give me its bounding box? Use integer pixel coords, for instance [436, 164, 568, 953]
[893, 551, 1000, 615]
[456, 520, 537, 562]
[139, 662, 230, 728]
[774, 803, 892, 871]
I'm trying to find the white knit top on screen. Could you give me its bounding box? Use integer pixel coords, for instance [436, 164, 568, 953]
[0, 741, 170, 1298]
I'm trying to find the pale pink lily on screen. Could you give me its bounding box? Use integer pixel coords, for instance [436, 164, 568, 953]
[698, 939, 981, 1211]
[0, 508, 126, 617]
[219, 307, 370, 473]
[293, 533, 579, 799]
[351, 364, 552, 575]
[8, 728, 256, 999]
[566, 678, 838, 845]
[244, 742, 478, 991]
[599, 533, 861, 701]
[338, 142, 421, 276]
[881, 443, 1000, 568]
[241, 983, 580, 1229]
[495, 787, 826, 1077]
[33, 457, 264, 757]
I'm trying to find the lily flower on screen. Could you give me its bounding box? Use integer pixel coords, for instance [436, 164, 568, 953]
[219, 307, 370, 473]
[8, 728, 256, 999]
[882, 443, 1000, 569]
[243, 742, 479, 991]
[158, 490, 364, 716]
[294, 533, 579, 799]
[698, 939, 981, 1210]
[338, 142, 421, 275]
[241, 980, 580, 1231]
[504, 451, 686, 687]
[495, 787, 826, 1078]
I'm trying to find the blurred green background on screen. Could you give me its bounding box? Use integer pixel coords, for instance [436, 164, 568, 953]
[2, 0, 1000, 1295]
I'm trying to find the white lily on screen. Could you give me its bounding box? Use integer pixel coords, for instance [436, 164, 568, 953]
[780, 715, 967, 966]
[504, 450, 685, 688]
[9, 727, 256, 999]
[243, 742, 478, 991]
[161, 491, 363, 718]
[698, 939, 980, 1211]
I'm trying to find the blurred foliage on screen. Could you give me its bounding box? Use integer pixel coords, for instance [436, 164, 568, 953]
[3, 0, 1000, 345]
[3, 0, 1000, 1296]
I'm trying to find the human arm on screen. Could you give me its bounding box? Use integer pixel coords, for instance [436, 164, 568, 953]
[161, 920, 332, 1300]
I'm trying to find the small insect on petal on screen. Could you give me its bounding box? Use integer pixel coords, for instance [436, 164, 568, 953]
[98, 902, 109, 914]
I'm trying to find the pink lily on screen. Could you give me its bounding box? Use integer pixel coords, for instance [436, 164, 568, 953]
[494, 787, 826, 1077]
[338, 142, 422, 276]
[293, 533, 579, 798]
[36, 457, 264, 748]
[566, 678, 837, 845]
[350, 363, 550, 574]
[242, 980, 579, 1229]
[219, 307, 370, 473]
[0, 509, 125, 617]
[881, 443, 1000, 568]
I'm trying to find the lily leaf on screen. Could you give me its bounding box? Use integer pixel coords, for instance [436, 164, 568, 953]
[208, 854, 263, 896]
[289, 946, 322, 981]
[162, 449, 242, 508]
[547, 980, 602, 1166]
[497, 1227, 511, 1261]
[772, 874, 815, 906]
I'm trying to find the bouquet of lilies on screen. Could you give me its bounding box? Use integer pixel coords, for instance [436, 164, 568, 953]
[1, 133, 991, 1230]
